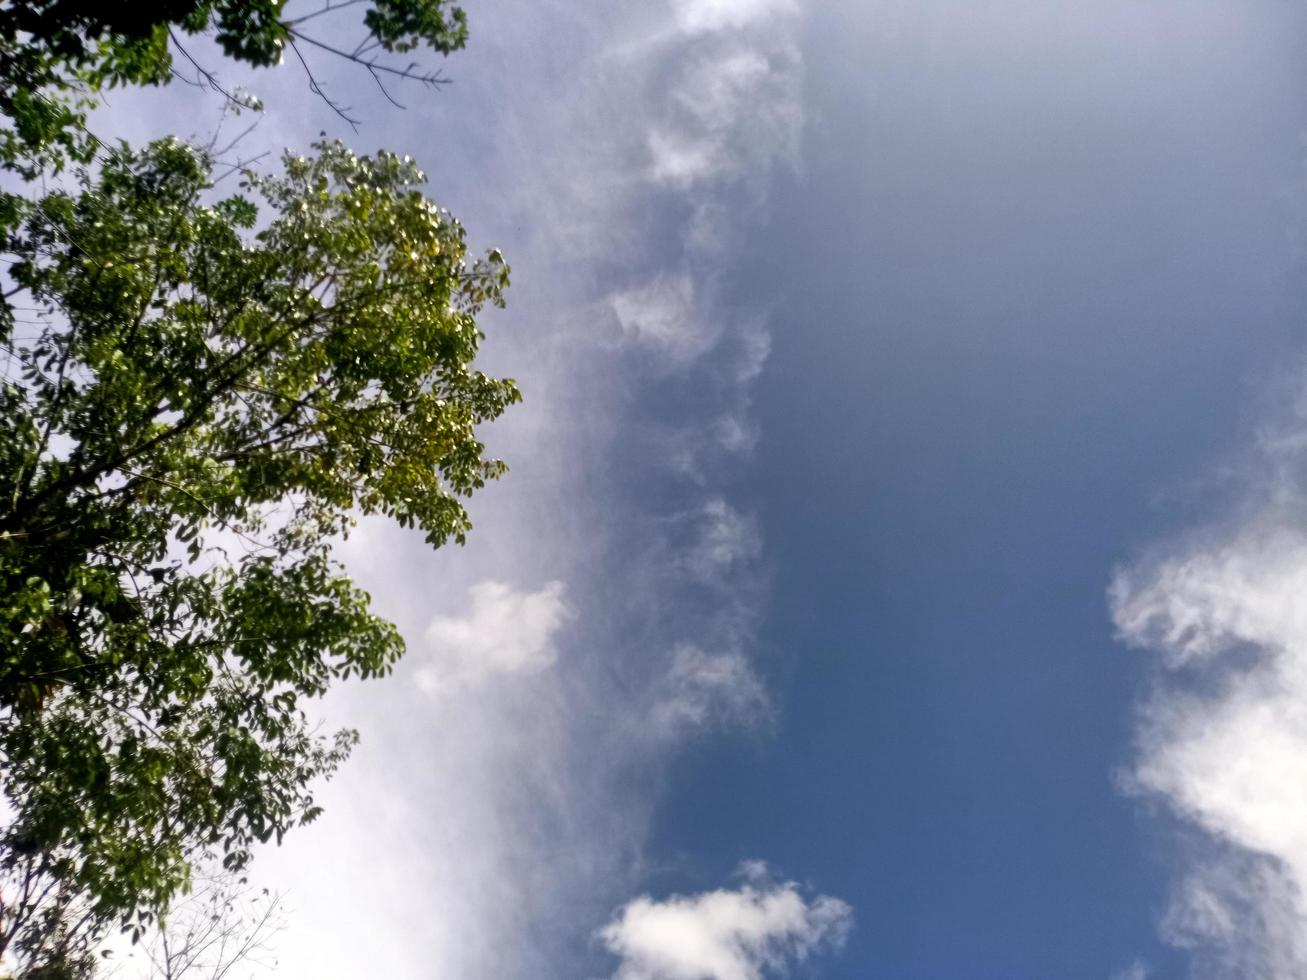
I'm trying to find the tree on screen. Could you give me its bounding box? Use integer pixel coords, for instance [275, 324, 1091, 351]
[0, 867, 285, 980]
[0, 135, 518, 968]
[140, 872, 286, 980]
[0, 0, 470, 172]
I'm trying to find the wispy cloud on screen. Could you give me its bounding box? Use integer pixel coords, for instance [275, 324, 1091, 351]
[1109, 962, 1150, 980]
[599, 863, 851, 980]
[610, 275, 714, 364]
[651, 644, 771, 737]
[670, 0, 799, 35]
[1111, 376, 1307, 976]
[680, 499, 762, 583]
[645, 46, 798, 191]
[416, 580, 572, 695]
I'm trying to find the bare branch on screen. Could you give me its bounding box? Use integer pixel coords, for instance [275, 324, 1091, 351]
[211, 150, 271, 185]
[146, 873, 287, 980]
[168, 32, 250, 114]
[287, 37, 360, 129]
[288, 28, 450, 85]
[210, 119, 260, 160]
[367, 64, 408, 110]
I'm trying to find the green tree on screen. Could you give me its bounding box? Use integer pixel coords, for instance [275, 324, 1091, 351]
[0, 135, 518, 968]
[0, 0, 470, 172]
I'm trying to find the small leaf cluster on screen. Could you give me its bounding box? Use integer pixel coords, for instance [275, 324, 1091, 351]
[365, 0, 469, 55]
[0, 136, 518, 966]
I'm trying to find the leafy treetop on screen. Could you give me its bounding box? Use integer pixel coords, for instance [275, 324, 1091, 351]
[0, 135, 518, 963]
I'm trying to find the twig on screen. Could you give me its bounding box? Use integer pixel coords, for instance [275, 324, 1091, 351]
[288, 29, 450, 85]
[211, 119, 260, 160]
[168, 31, 248, 113]
[287, 38, 359, 129]
[212, 150, 270, 185]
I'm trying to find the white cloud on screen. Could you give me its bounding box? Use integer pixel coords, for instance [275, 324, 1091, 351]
[1112, 526, 1307, 859]
[1111, 524, 1307, 669]
[599, 865, 851, 980]
[1109, 960, 1150, 980]
[416, 580, 572, 694]
[648, 129, 723, 187]
[682, 499, 762, 583]
[652, 644, 771, 736]
[1110, 391, 1307, 974]
[712, 414, 759, 454]
[670, 0, 800, 35]
[733, 327, 772, 384]
[647, 44, 801, 193]
[610, 275, 718, 363]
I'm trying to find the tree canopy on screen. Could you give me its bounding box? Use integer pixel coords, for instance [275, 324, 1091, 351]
[0, 134, 518, 968]
[0, 0, 470, 172]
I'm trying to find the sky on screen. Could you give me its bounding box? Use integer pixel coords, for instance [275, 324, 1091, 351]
[92, 1, 1307, 977]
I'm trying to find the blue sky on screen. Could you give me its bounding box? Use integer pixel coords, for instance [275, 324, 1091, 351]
[101, 1, 1307, 977]
[674, 6, 1307, 977]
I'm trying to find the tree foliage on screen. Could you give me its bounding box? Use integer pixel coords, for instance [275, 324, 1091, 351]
[0, 0, 470, 171]
[0, 135, 517, 967]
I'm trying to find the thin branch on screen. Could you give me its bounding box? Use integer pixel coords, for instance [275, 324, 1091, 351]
[210, 119, 260, 160]
[211, 151, 270, 186]
[351, 35, 383, 58]
[168, 32, 249, 113]
[365, 63, 407, 109]
[170, 65, 210, 91]
[287, 38, 359, 129]
[288, 29, 450, 85]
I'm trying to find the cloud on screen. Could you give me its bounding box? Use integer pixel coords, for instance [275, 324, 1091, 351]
[599, 865, 851, 980]
[610, 275, 717, 364]
[681, 499, 762, 583]
[712, 414, 759, 454]
[1109, 961, 1150, 980]
[651, 645, 771, 736]
[1110, 385, 1307, 975]
[416, 580, 572, 694]
[670, 0, 800, 35]
[646, 40, 801, 197]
